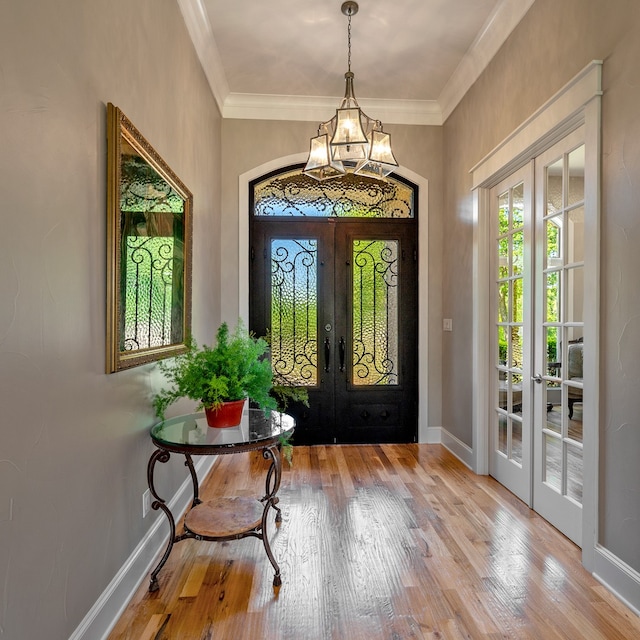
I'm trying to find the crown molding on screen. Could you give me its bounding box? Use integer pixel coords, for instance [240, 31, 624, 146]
[178, 0, 533, 127]
[438, 0, 536, 122]
[222, 93, 442, 125]
[177, 0, 229, 115]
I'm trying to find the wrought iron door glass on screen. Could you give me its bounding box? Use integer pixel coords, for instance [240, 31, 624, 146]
[271, 239, 318, 386]
[253, 169, 413, 218]
[352, 240, 399, 386]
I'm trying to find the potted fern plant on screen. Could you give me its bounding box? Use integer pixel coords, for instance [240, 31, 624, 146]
[153, 320, 277, 427]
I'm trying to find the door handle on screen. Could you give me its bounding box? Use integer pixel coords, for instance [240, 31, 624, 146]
[339, 337, 346, 372]
[324, 337, 331, 372]
[532, 374, 543, 384]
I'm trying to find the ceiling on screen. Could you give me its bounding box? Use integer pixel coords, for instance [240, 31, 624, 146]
[178, 0, 535, 125]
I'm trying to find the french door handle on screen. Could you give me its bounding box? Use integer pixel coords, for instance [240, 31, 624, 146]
[532, 374, 543, 384]
[339, 337, 346, 372]
[324, 337, 331, 372]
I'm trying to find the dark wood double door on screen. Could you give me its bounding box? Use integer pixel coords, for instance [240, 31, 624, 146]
[250, 217, 418, 445]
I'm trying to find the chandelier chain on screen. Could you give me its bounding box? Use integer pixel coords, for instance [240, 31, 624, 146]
[347, 11, 352, 72]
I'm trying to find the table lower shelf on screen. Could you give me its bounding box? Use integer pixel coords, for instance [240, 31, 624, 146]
[184, 497, 263, 539]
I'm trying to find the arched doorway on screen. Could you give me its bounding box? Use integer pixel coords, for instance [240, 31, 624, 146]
[249, 164, 419, 445]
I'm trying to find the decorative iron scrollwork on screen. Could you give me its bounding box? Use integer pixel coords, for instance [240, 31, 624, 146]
[254, 169, 413, 219]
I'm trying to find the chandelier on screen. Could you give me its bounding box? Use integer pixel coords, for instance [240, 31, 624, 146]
[303, 1, 398, 181]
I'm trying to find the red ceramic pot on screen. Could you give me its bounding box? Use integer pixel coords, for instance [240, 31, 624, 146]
[204, 399, 246, 428]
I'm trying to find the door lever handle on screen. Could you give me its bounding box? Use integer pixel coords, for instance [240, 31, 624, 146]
[324, 337, 331, 372]
[532, 374, 543, 384]
[339, 337, 346, 372]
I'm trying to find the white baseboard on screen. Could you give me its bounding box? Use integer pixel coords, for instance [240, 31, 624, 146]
[593, 544, 640, 617]
[69, 455, 218, 640]
[425, 426, 474, 470]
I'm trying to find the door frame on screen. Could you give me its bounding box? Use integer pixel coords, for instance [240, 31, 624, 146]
[471, 61, 601, 568]
[238, 153, 430, 443]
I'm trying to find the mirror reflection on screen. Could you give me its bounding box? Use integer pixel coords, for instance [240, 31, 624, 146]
[106, 103, 192, 373]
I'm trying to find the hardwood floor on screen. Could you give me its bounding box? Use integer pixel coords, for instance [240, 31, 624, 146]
[108, 445, 640, 639]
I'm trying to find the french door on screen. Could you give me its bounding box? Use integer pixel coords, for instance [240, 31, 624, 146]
[490, 128, 586, 546]
[490, 164, 534, 504]
[532, 128, 586, 546]
[250, 218, 418, 445]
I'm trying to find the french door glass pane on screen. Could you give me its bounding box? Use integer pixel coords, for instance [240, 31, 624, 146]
[544, 434, 562, 491]
[512, 183, 524, 228]
[271, 238, 318, 386]
[497, 326, 507, 365]
[499, 372, 522, 413]
[545, 326, 559, 370]
[567, 266, 584, 323]
[512, 231, 524, 275]
[498, 412, 507, 454]
[568, 393, 583, 443]
[509, 326, 524, 370]
[568, 206, 584, 263]
[511, 373, 523, 417]
[567, 146, 585, 206]
[546, 159, 563, 213]
[512, 419, 523, 464]
[566, 444, 583, 503]
[546, 271, 560, 322]
[546, 215, 562, 267]
[498, 237, 509, 278]
[352, 240, 399, 386]
[498, 282, 509, 322]
[513, 277, 523, 323]
[498, 192, 509, 231]
[544, 383, 561, 435]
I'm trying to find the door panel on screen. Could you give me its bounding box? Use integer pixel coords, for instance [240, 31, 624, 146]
[251, 222, 332, 443]
[533, 128, 585, 546]
[490, 164, 534, 505]
[250, 219, 417, 445]
[335, 222, 417, 443]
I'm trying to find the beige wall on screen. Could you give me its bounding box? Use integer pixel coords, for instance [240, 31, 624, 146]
[0, 1, 221, 637]
[221, 119, 444, 427]
[3, 1, 640, 635]
[442, 0, 640, 572]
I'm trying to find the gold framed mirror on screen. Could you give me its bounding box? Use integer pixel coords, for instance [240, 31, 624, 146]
[106, 103, 192, 373]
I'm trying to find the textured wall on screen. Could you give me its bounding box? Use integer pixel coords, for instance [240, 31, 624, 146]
[0, 1, 221, 638]
[220, 119, 444, 428]
[442, 0, 640, 572]
[599, 1, 640, 571]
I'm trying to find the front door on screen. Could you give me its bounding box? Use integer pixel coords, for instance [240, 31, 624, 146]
[249, 167, 419, 445]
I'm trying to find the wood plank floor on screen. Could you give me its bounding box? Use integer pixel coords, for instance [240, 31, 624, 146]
[108, 445, 640, 639]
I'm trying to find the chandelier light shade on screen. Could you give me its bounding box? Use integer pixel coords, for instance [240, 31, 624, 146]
[304, 1, 398, 181]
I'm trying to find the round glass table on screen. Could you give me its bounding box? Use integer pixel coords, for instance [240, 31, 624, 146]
[147, 408, 295, 591]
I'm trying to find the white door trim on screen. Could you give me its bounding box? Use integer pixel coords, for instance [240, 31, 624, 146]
[471, 61, 601, 565]
[238, 157, 431, 443]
